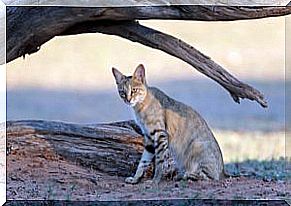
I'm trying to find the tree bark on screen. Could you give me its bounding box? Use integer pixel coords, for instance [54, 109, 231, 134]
[7, 120, 144, 177]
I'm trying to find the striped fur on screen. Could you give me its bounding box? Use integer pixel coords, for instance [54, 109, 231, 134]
[112, 64, 225, 184]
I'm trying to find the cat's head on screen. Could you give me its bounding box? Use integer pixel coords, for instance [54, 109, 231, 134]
[112, 64, 148, 107]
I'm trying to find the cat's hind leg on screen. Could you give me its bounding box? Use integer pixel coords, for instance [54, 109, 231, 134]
[184, 161, 219, 181]
[183, 170, 210, 181]
[125, 145, 154, 184]
[183, 159, 211, 181]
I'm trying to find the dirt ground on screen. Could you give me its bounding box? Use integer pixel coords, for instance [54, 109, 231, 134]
[6, 134, 291, 201]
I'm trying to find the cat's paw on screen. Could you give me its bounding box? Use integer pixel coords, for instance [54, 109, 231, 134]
[144, 180, 157, 185]
[125, 177, 139, 184]
[144, 178, 161, 185]
[182, 172, 190, 180]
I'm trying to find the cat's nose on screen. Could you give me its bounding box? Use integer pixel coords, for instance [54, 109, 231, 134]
[125, 96, 132, 104]
[126, 95, 132, 102]
[127, 98, 132, 104]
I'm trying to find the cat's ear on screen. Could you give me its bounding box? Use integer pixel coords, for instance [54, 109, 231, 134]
[112, 67, 124, 84]
[133, 64, 146, 84]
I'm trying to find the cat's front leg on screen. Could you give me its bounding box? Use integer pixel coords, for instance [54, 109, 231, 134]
[151, 129, 169, 184]
[125, 144, 154, 184]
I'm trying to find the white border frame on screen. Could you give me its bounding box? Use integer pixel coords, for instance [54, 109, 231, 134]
[0, 0, 5, 205]
[1, 0, 290, 6]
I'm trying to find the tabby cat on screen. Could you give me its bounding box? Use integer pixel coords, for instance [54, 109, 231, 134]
[112, 64, 225, 184]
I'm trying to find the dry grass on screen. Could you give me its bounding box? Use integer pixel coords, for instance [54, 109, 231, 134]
[214, 130, 285, 163]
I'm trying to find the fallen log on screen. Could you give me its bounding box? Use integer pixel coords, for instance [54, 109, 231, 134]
[7, 120, 145, 177]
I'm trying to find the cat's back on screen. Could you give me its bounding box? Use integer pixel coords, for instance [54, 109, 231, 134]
[148, 86, 197, 116]
[148, 86, 211, 134]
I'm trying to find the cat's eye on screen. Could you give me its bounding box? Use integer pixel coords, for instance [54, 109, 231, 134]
[120, 92, 126, 98]
[132, 88, 138, 93]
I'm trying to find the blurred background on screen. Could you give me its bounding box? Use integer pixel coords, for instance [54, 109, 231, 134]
[6, 17, 286, 162]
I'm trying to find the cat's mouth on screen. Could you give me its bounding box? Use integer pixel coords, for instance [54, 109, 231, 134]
[126, 100, 138, 107]
[129, 102, 137, 107]
[123, 99, 136, 107]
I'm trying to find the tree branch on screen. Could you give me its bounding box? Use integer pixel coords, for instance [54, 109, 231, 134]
[7, 6, 291, 63]
[7, 6, 284, 107]
[63, 20, 268, 107]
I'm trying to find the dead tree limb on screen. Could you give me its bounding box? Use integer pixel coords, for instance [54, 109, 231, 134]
[7, 6, 290, 106]
[7, 6, 291, 63]
[63, 21, 267, 107]
[7, 120, 144, 177]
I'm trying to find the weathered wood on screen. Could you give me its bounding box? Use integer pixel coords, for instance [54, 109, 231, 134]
[7, 120, 144, 177]
[7, 5, 291, 107]
[7, 6, 291, 63]
[6, 6, 290, 107]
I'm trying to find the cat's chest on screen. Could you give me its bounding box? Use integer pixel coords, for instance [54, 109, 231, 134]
[133, 112, 150, 136]
[132, 101, 164, 137]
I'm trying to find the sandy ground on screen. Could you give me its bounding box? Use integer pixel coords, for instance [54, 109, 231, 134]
[6, 130, 290, 201]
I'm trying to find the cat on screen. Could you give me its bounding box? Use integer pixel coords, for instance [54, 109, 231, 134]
[112, 64, 225, 184]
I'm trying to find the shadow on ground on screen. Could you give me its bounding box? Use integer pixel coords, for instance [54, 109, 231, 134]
[225, 158, 290, 181]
